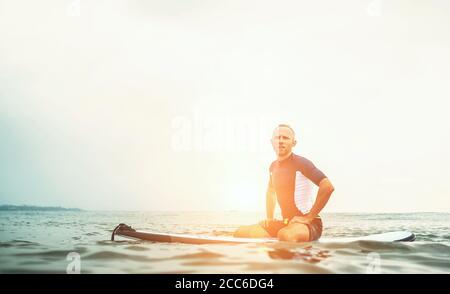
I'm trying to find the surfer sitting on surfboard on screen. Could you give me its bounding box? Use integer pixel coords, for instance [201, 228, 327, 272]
[234, 124, 335, 242]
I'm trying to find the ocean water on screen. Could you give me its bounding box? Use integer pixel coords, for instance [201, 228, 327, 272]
[0, 211, 449, 274]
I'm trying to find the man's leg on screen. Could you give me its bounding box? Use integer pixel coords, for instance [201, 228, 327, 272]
[277, 223, 310, 242]
[233, 224, 271, 238]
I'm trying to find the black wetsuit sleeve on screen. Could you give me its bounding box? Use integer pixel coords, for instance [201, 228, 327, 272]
[299, 157, 327, 186]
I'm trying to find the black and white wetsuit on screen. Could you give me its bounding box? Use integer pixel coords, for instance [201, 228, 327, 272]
[265, 153, 327, 240]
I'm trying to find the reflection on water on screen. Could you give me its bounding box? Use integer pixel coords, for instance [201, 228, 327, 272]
[0, 211, 449, 273]
[268, 247, 331, 263]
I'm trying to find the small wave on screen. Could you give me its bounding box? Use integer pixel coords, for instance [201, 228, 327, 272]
[172, 250, 225, 260]
[157, 270, 197, 274]
[244, 261, 333, 274]
[319, 240, 415, 252]
[0, 268, 64, 274]
[13, 249, 80, 258]
[406, 242, 450, 255]
[0, 240, 40, 248]
[83, 251, 156, 261]
[96, 240, 140, 246]
[85, 232, 101, 236]
[124, 245, 151, 251]
[181, 260, 242, 267]
[267, 248, 331, 264]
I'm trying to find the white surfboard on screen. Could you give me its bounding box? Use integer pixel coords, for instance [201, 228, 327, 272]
[111, 223, 415, 244]
[319, 230, 416, 243]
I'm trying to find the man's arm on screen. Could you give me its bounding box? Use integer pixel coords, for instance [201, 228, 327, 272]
[290, 177, 334, 225]
[307, 178, 334, 219]
[266, 188, 277, 220]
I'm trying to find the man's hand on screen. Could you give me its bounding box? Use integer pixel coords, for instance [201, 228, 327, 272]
[289, 215, 314, 225]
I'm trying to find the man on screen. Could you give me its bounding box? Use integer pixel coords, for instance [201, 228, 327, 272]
[234, 124, 335, 242]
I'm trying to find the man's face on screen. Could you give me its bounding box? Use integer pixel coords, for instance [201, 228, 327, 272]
[271, 126, 296, 157]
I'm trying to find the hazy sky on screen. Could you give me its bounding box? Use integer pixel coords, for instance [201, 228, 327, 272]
[1, 0, 449, 213]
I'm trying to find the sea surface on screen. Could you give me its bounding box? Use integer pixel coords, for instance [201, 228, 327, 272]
[0, 211, 449, 274]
